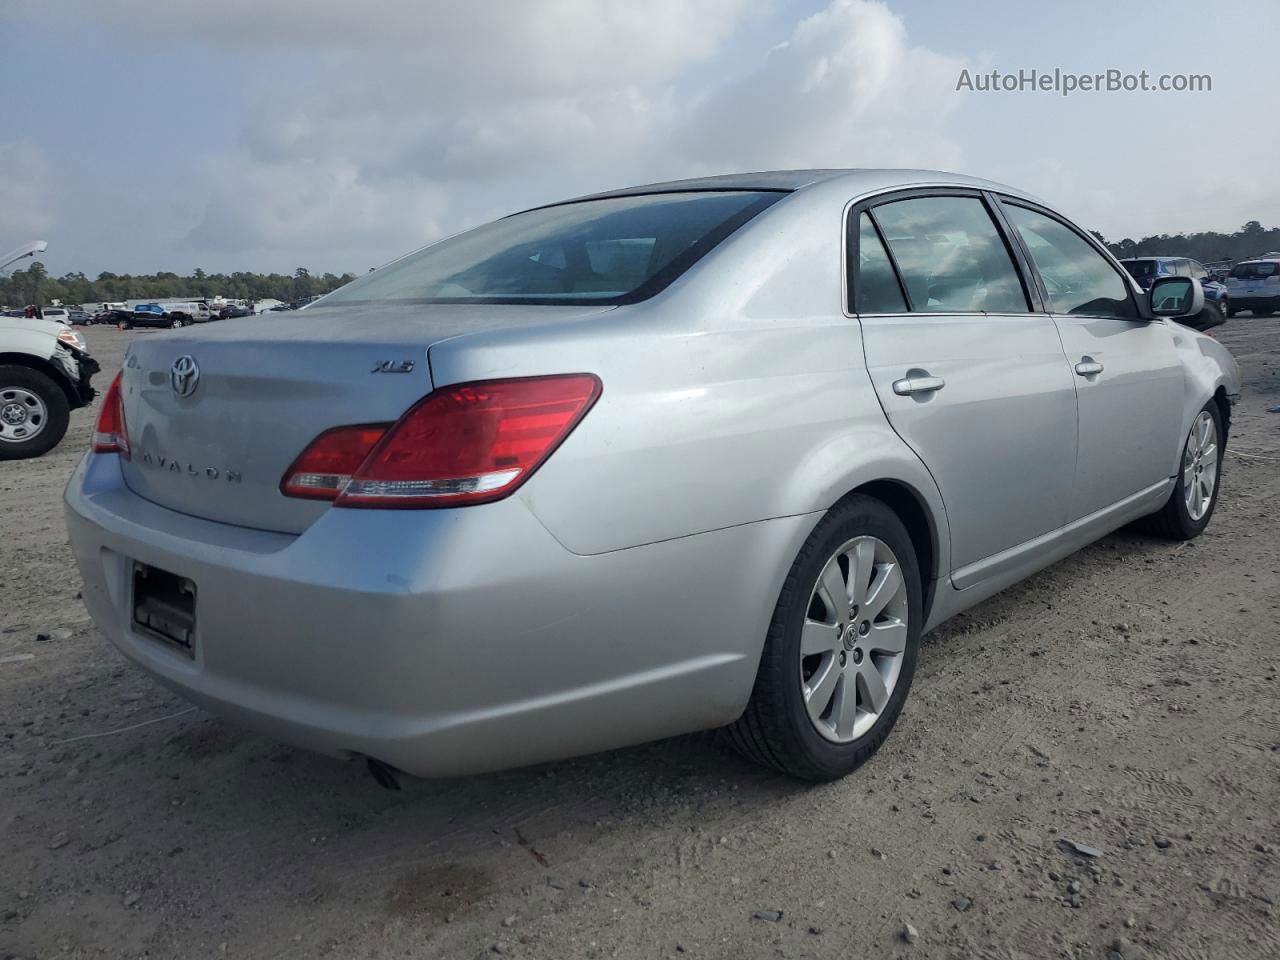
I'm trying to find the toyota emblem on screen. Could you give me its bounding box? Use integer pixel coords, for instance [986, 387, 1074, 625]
[170, 355, 200, 398]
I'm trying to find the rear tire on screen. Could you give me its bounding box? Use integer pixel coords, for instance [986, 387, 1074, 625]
[1138, 400, 1223, 541]
[0, 365, 71, 460]
[728, 495, 922, 781]
[171, 317, 186, 328]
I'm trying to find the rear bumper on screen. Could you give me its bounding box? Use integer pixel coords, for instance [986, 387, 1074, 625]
[64, 453, 812, 776]
[1226, 294, 1280, 312]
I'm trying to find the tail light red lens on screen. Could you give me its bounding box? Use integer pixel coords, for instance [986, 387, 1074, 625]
[279, 424, 389, 500]
[281, 374, 601, 508]
[91, 371, 130, 456]
[337, 374, 601, 508]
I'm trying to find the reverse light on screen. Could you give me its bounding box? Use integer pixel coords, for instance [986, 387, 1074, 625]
[279, 424, 389, 500]
[281, 374, 601, 508]
[91, 371, 130, 456]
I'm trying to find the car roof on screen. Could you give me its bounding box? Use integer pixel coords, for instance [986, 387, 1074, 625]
[1119, 257, 1185, 264]
[1236, 258, 1280, 264]
[545, 168, 1048, 207]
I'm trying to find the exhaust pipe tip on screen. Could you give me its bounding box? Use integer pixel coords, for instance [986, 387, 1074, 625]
[365, 756, 402, 791]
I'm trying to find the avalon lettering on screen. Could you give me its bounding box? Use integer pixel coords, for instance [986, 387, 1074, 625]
[140, 452, 241, 482]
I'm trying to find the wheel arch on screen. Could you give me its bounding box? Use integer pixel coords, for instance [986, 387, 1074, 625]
[0, 352, 79, 407]
[832, 478, 942, 626]
[1211, 384, 1232, 443]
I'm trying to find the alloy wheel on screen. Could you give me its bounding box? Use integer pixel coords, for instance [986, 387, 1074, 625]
[1182, 410, 1218, 521]
[799, 536, 909, 743]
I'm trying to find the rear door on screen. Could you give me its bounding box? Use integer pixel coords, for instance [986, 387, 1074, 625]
[851, 190, 1079, 575]
[998, 200, 1183, 520]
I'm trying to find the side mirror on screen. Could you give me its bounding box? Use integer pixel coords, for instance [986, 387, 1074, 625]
[1149, 275, 1204, 317]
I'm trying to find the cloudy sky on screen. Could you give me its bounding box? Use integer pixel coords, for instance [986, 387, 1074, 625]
[2, 0, 1275, 276]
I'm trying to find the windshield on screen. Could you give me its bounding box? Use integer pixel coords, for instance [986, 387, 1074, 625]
[317, 191, 784, 307]
[1121, 260, 1157, 279]
[1229, 261, 1279, 279]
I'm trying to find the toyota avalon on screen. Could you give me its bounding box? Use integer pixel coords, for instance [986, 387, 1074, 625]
[65, 170, 1240, 781]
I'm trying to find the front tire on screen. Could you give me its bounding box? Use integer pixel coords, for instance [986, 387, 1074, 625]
[728, 495, 922, 781]
[1139, 401, 1223, 540]
[0, 365, 71, 460]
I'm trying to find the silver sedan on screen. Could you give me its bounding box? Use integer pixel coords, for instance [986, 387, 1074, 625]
[64, 169, 1240, 781]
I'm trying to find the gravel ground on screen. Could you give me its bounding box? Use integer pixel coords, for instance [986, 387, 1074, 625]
[2, 322, 1278, 960]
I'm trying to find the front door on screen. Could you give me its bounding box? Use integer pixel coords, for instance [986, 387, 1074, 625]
[851, 193, 1079, 574]
[999, 202, 1184, 520]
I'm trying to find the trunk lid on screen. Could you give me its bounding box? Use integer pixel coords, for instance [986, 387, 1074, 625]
[117, 303, 613, 533]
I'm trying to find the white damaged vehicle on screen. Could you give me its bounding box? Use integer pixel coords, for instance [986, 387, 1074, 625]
[0, 314, 100, 459]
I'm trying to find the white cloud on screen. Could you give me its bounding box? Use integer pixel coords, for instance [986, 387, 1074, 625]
[677, 0, 968, 171]
[157, 0, 759, 263]
[168, 0, 973, 267]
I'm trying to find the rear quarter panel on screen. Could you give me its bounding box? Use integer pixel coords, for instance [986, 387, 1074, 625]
[427, 186, 950, 573]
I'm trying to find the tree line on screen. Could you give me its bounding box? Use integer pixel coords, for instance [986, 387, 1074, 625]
[4, 219, 1280, 308]
[1098, 220, 1280, 264]
[0, 263, 359, 309]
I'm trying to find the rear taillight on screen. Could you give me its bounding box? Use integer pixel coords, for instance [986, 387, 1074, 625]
[279, 424, 390, 500]
[281, 374, 601, 508]
[91, 371, 130, 456]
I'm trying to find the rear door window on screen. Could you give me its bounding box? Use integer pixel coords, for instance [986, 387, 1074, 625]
[1001, 204, 1136, 319]
[1122, 260, 1156, 281]
[1230, 261, 1279, 279]
[870, 196, 1029, 313]
[854, 213, 908, 313]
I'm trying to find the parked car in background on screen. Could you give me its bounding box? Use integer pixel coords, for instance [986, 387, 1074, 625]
[1119, 257, 1227, 326]
[66, 169, 1240, 783]
[1205, 261, 1233, 282]
[216, 303, 252, 320]
[1223, 259, 1280, 316]
[122, 303, 208, 329]
[96, 309, 133, 327]
[122, 303, 176, 329]
[41, 306, 72, 325]
[1, 313, 99, 459]
[163, 301, 214, 324]
[67, 308, 91, 325]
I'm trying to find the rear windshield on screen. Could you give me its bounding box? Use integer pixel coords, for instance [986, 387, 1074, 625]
[316, 191, 784, 307]
[1229, 261, 1279, 279]
[1121, 260, 1157, 279]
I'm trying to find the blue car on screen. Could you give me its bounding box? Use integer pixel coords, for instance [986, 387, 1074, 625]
[1119, 257, 1228, 322]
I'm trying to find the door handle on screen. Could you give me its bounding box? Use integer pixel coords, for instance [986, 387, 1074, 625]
[892, 375, 946, 396]
[1074, 358, 1104, 377]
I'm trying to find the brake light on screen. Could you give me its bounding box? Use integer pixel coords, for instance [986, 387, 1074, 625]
[91, 371, 130, 456]
[279, 424, 389, 500]
[280, 374, 598, 509]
